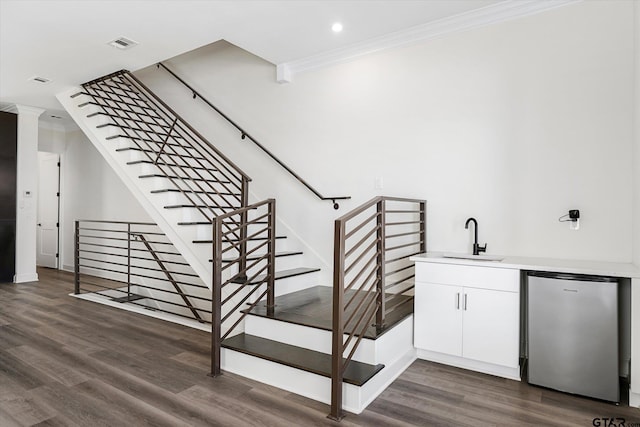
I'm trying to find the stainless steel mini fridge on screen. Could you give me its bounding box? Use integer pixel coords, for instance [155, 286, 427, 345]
[527, 271, 619, 402]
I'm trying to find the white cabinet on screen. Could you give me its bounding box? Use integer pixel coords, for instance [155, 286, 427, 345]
[414, 262, 520, 379]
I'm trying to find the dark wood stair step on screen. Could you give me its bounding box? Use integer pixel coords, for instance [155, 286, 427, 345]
[111, 293, 147, 303]
[194, 235, 286, 244]
[222, 251, 302, 263]
[98, 124, 184, 139]
[152, 189, 238, 197]
[165, 205, 238, 211]
[116, 147, 207, 161]
[177, 220, 265, 225]
[244, 285, 413, 339]
[139, 174, 230, 184]
[127, 160, 214, 171]
[108, 135, 198, 151]
[221, 333, 383, 387]
[232, 267, 319, 284]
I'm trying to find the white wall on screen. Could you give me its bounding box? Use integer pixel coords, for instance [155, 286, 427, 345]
[135, 0, 635, 269]
[38, 122, 67, 154]
[634, 0, 640, 267]
[59, 129, 151, 271]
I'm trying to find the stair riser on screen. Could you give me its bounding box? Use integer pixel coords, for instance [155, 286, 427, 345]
[272, 271, 320, 297]
[221, 342, 416, 415]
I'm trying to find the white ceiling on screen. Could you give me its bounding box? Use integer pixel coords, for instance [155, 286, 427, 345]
[0, 0, 572, 126]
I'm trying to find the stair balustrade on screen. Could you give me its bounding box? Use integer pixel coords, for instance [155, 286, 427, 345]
[74, 220, 211, 323]
[210, 199, 276, 376]
[330, 196, 426, 420]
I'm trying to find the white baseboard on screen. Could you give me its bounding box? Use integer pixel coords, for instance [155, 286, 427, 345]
[14, 272, 39, 283]
[417, 348, 520, 381]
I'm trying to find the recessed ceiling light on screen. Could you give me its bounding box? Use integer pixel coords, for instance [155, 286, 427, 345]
[332, 22, 343, 33]
[108, 37, 138, 50]
[28, 76, 52, 84]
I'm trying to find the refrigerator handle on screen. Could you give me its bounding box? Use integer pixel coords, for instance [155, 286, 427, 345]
[456, 292, 460, 310]
[464, 293, 468, 311]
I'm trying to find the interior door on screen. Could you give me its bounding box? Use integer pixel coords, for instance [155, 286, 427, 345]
[36, 152, 59, 268]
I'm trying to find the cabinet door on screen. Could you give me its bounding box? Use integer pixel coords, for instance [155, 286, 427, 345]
[462, 287, 519, 368]
[414, 282, 463, 356]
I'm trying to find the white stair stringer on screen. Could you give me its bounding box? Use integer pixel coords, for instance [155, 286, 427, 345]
[57, 87, 213, 287]
[222, 315, 416, 414]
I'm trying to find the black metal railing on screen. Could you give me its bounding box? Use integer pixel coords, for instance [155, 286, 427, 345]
[156, 62, 350, 209]
[79, 70, 251, 219]
[74, 220, 211, 323]
[210, 199, 276, 376]
[329, 196, 426, 420]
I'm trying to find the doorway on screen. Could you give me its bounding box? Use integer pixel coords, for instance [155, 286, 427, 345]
[36, 151, 60, 268]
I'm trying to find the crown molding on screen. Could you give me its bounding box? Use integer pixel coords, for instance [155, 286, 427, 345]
[2, 103, 46, 117]
[276, 0, 581, 83]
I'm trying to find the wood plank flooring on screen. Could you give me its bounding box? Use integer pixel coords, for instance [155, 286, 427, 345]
[1, 267, 639, 426]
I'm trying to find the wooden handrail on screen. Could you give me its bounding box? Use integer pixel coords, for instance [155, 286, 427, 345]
[157, 62, 350, 209]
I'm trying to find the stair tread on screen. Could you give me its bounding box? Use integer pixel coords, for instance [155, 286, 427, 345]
[232, 267, 319, 284]
[106, 134, 186, 144]
[166, 205, 239, 210]
[195, 235, 286, 244]
[127, 160, 214, 171]
[178, 220, 265, 225]
[221, 333, 383, 386]
[152, 189, 238, 196]
[116, 147, 207, 161]
[139, 174, 230, 184]
[244, 285, 414, 339]
[222, 251, 302, 262]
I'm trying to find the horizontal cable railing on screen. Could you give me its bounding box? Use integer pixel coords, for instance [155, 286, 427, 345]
[74, 220, 210, 324]
[330, 196, 426, 420]
[80, 70, 251, 223]
[156, 62, 350, 209]
[210, 199, 276, 376]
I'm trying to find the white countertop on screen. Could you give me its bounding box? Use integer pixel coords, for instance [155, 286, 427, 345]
[411, 253, 640, 279]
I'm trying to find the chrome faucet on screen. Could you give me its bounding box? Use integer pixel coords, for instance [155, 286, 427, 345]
[465, 217, 487, 255]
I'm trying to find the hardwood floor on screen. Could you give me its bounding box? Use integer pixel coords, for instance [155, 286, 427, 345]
[1, 267, 639, 426]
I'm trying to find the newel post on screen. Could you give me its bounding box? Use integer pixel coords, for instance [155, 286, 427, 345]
[375, 199, 386, 331]
[329, 219, 346, 421]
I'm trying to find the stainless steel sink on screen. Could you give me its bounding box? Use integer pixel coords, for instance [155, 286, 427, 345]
[441, 253, 504, 262]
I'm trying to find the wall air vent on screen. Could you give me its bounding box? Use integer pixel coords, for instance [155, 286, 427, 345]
[29, 76, 51, 84]
[108, 37, 138, 50]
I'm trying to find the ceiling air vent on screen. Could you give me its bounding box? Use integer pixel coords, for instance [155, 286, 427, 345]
[29, 76, 51, 84]
[108, 37, 138, 50]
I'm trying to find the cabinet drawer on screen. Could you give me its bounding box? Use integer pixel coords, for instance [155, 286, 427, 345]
[416, 262, 519, 292]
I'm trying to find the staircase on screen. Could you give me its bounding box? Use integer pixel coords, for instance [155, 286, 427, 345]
[58, 70, 424, 416]
[57, 70, 320, 293]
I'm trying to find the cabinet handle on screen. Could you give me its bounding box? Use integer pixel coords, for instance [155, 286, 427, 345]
[464, 293, 468, 311]
[456, 292, 460, 309]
